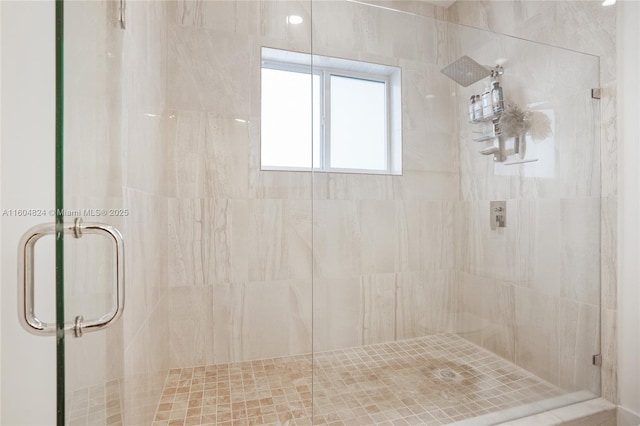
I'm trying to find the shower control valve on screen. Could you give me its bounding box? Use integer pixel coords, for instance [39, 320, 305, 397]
[490, 201, 507, 230]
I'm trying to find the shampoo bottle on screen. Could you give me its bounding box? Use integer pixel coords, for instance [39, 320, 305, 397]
[482, 86, 493, 117]
[491, 81, 504, 114]
[469, 96, 476, 122]
[473, 95, 483, 120]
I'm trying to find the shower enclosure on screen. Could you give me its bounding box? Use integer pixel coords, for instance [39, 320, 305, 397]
[1, 1, 601, 424]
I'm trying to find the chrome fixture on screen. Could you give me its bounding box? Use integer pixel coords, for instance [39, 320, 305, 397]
[490, 201, 507, 230]
[592, 354, 603, 366]
[18, 218, 125, 337]
[118, 0, 126, 30]
[440, 55, 504, 87]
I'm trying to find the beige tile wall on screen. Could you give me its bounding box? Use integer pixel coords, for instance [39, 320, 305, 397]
[120, 1, 171, 423]
[448, 0, 615, 399]
[164, 0, 460, 364]
[162, 0, 612, 406]
[62, 0, 171, 424]
[63, 0, 126, 407]
[165, 0, 315, 367]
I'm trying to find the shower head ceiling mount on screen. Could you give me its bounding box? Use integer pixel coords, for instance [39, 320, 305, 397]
[440, 55, 504, 87]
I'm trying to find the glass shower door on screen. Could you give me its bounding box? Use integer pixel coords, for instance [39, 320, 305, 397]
[58, 1, 126, 424]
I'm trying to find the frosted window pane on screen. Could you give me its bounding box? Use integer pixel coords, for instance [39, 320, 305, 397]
[330, 75, 387, 170]
[261, 68, 319, 169]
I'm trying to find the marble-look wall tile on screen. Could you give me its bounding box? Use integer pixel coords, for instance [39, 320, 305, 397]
[211, 283, 245, 364]
[313, 276, 363, 351]
[392, 170, 459, 201]
[166, 112, 249, 199]
[601, 202, 617, 310]
[118, 1, 171, 423]
[64, 0, 124, 199]
[248, 199, 312, 281]
[396, 201, 455, 272]
[358, 200, 397, 274]
[125, 111, 168, 197]
[454, 271, 484, 346]
[451, 0, 610, 401]
[167, 25, 255, 115]
[448, 1, 615, 76]
[403, 131, 457, 174]
[250, 170, 313, 200]
[167, 286, 214, 368]
[529, 199, 562, 295]
[559, 197, 600, 306]
[122, 305, 170, 425]
[360, 0, 450, 23]
[601, 308, 617, 404]
[423, 269, 457, 334]
[258, 1, 312, 53]
[396, 269, 456, 339]
[362, 273, 397, 344]
[601, 83, 617, 199]
[514, 287, 560, 385]
[170, 0, 260, 35]
[312, 201, 362, 279]
[240, 280, 291, 360]
[312, 173, 394, 201]
[288, 279, 313, 355]
[124, 189, 169, 345]
[396, 201, 425, 273]
[455, 271, 515, 361]
[480, 278, 516, 362]
[312, 1, 419, 62]
[572, 303, 601, 395]
[169, 198, 248, 286]
[455, 200, 533, 283]
[402, 62, 455, 137]
[211, 280, 312, 363]
[395, 271, 429, 339]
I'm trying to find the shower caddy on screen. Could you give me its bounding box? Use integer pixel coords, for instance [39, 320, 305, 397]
[469, 65, 508, 162]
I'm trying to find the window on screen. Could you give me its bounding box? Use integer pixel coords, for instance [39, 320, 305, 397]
[261, 47, 402, 174]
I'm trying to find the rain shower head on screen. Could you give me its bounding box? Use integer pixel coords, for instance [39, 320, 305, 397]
[440, 55, 492, 87]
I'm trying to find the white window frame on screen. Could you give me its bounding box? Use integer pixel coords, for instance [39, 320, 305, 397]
[260, 47, 402, 175]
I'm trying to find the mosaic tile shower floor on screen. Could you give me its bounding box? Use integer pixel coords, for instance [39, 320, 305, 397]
[152, 334, 564, 426]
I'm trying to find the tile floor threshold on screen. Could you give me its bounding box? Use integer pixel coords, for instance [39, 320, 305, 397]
[152, 334, 591, 426]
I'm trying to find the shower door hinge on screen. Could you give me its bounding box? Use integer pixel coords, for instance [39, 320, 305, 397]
[592, 354, 602, 366]
[591, 88, 601, 99]
[118, 0, 126, 30]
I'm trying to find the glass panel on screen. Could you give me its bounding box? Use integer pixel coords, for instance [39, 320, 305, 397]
[62, 1, 125, 424]
[261, 68, 320, 169]
[312, 1, 601, 425]
[329, 75, 387, 170]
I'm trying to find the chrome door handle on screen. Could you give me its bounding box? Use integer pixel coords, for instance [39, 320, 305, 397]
[18, 218, 125, 337]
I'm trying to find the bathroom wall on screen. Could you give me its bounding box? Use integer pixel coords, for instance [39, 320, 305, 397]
[447, 0, 615, 397]
[310, 1, 458, 352]
[119, 1, 171, 423]
[62, 0, 125, 408]
[164, 0, 458, 366]
[165, 0, 315, 367]
[62, 1, 171, 424]
[165, 0, 611, 403]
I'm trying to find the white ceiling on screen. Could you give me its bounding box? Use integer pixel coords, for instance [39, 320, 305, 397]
[419, 0, 457, 8]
